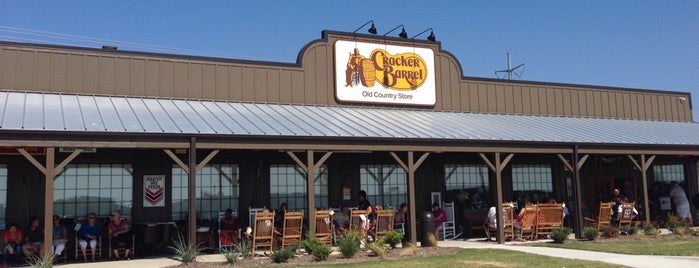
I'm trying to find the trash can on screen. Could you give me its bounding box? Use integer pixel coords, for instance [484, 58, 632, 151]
[420, 211, 435, 247]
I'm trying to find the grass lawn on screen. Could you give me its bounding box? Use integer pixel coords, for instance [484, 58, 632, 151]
[537, 237, 699, 256]
[283, 248, 626, 268]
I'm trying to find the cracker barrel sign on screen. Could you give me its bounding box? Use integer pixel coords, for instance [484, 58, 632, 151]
[334, 40, 436, 106]
[144, 175, 165, 207]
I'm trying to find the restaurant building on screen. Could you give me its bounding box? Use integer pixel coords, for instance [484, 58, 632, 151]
[0, 29, 698, 249]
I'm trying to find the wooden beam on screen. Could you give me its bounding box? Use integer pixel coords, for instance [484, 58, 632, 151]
[54, 149, 83, 173]
[627, 155, 642, 171]
[557, 154, 574, 172]
[413, 152, 430, 171]
[195, 150, 220, 173]
[313, 152, 333, 170]
[17, 148, 47, 175]
[494, 153, 505, 244]
[389, 152, 409, 171]
[42, 148, 55, 254]
[406, 152, 418, 245]
[286, 151, 308, 172]
[307, 150, 316, 234]
[577, 154, 589, 170]
[164, 149, 189, 174]
[197, 142, 576, 154]
[640, 155, 655, 224]
[2, 140, 190, 148]
[500, 154, 515, 171]
[478, 153, 496, 172]
[187, 138, 197, 247]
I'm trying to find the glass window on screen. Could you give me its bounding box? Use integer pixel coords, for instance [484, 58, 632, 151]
[172, 164, 240, 220]
[653, 164, 685, 183]
[512, 164, 552, 203]
[444, 164, 489, 210]
[269, 164, 328, 211]
[54, 164, 133, 217]
[0, 165, 7, 229]
[360, 164, 407, 208]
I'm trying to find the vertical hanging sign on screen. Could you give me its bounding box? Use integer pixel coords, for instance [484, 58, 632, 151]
[144, 175, 165, 207]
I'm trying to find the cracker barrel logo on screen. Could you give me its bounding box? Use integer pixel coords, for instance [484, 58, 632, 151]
[344, 48, 428, 90]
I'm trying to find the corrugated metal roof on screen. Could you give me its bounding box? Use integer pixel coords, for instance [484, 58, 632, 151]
[2, 90, 699, 146]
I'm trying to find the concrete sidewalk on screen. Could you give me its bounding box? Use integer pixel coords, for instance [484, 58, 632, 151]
[439, 240, 699, 268]
[51, 239, 699, 268]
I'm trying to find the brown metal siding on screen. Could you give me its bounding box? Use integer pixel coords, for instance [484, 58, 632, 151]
[0, 44, 693, 121]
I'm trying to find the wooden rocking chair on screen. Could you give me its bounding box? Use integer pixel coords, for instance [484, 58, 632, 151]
[251, 211, 275, 254]
[279, 211, 304, 249]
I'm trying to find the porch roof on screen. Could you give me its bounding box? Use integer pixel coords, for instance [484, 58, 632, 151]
[1, 90, 699, 148]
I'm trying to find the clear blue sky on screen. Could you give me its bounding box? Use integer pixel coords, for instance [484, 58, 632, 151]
[2, 0, 698, 120]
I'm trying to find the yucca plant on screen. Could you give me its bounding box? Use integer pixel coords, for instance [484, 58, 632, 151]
[27, 250, 55, 268]
[220, 246, 240, 264]
[400, 242, 418, 256]
[169, 234, 203, 264]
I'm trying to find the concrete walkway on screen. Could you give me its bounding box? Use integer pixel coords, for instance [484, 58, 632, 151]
[440, 240, 699, 268]
[50, 239, 699, 268]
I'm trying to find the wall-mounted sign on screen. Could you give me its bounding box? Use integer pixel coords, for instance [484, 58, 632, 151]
[59, 147, 97, 153]
[144, 175, 165, 207]
[334, 40, 436, 106]
[0, 147, 45, 155]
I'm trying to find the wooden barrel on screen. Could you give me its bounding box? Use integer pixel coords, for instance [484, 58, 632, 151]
[360, 59, 376, 87]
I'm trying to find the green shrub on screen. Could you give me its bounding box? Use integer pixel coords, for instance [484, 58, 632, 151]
[269, 246, 296, 263]
[382, 230, 404, 248]
[665, 212, 689, 229]
[301, 233, 322, 254]
[602, 226, 619, 238]
[169, 234, 203, 263]
[551, 227, 572, 243]
[338, 228, 361, 258]
[308, 242, 332, 261]
[693, 230, 699, 236]
[583, 226, 599, 241]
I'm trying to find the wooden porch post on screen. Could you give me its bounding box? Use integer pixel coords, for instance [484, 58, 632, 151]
[18, 147, 83, 254]
[188, 137, 197, 247]
[286, 150, 333, 235]
[628, 154, 655, 223]
[390, 152, 430, 245]
[164, 144, 219, 246]
[557, 149, 589, 239]
[479, 152, 514, 244]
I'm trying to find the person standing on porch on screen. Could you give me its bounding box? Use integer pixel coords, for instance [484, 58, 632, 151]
[669, 182, 693, 226]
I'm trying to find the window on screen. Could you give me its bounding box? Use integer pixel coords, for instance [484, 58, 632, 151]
[0, 165, 7, 229]
[270, 164, 328, 211]
[444, 164, 489, 210]
[172, 164, 239, 220]
[54, 164, 133, 217]
[653, 164, 685, 183]
[360, 164, 407, 208]
[511, 164, 552, 203]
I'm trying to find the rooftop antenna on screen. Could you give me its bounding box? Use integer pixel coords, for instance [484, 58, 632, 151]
[495, 52, 525, 80]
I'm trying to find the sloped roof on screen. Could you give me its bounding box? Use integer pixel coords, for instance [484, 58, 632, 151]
[2, 90, 699, 147]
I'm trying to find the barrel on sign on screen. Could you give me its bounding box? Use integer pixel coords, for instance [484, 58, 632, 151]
[360, 59, 376, 87]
